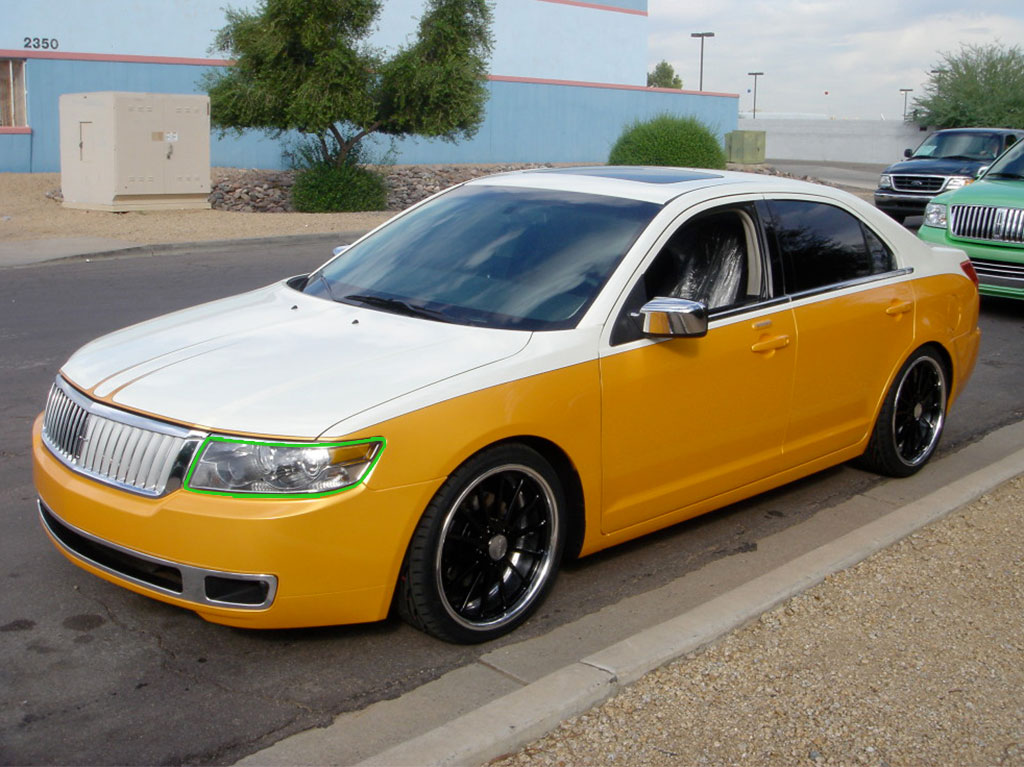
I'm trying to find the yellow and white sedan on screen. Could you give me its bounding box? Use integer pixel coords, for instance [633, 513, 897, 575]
[33, 167, 980, 643]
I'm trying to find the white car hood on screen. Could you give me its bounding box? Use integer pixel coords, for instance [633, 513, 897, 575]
[62, 281, 531, 439]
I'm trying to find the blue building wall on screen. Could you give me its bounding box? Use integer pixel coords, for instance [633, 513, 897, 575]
[2, 0, 739, 172]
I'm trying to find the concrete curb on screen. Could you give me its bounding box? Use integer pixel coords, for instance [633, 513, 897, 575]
[3, 231, 370, 269]
[352, 431, 1024, 767]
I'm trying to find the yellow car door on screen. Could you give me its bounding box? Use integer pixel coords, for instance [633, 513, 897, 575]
[599, 203, 797, 534]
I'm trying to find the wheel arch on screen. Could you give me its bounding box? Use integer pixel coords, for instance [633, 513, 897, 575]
[490, 435, 587, 561]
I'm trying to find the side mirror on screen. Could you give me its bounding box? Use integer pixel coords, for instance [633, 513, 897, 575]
[332, 245, 350, 257]
[903, 148, 913, 158]
[639, 297, 708, 338]
[976, 165, 990, 179]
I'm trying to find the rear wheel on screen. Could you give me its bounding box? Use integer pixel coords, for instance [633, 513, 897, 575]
[859, 347, 948, 477]
[398, 444, 566, 643]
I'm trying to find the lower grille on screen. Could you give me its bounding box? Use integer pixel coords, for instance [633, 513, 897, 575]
[42, 377, 200, 496]
[39, 501, 277, 609]
[971, 258, 1024, 285]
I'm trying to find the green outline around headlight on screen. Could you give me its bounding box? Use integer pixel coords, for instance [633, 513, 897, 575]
[183, 435, 387, 499]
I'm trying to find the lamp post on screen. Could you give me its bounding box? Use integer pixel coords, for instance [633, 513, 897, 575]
[748, 71, 764, 119]
[900, 88, 913, 120]
[690, 32, 715, 91]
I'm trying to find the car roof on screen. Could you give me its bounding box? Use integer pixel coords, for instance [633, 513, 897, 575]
[464, 165, 828, 205]
[932, 127, 1024, 135]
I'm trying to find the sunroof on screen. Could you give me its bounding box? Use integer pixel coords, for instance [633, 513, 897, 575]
[534, 166, 723, 184]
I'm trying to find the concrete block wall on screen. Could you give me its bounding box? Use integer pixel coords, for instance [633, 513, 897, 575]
[739, 118, 929, 165]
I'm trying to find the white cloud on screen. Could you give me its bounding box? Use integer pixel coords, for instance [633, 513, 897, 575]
[647, 1, 1024, 120]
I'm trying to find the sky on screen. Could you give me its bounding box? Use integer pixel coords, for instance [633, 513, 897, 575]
[647, 0, 1024, 121]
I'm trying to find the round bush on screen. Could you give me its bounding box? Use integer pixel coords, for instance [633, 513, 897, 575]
[291, 163, 387, 213]
[608, 114, 726, 169]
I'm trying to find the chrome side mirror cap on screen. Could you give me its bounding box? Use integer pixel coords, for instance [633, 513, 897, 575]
[332, 245, 350, 257]
[639, 297, 708, 338]
[976, 165, 990, 179]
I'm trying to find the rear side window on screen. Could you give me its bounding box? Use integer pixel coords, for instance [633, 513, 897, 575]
[767, 200, 894, 293]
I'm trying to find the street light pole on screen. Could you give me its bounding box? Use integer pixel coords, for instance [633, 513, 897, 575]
[690, 32, 715, 91]
[900, 88, 913, 120]
[748, 71, 764, 119]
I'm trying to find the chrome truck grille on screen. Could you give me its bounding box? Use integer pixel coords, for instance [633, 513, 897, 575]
[950, 204, 1024, 244]
[41, 377, 202, 496]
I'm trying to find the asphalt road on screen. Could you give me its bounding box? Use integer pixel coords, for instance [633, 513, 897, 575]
[1, 242, 1021, 766]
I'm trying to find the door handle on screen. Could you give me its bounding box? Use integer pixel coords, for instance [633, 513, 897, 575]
[751, 334, 790, 353]
[885, 300, 913, 316]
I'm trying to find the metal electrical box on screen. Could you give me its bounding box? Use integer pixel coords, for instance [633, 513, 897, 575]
[59, 92, 211, 211]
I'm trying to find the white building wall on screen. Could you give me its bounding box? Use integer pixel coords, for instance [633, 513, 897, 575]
[739, 118, 930, 165]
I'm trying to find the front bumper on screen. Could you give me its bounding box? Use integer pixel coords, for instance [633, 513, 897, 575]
[918, 226, 1024, 300]
[874, 190, 934, 217]
[32, 415, 443, 628]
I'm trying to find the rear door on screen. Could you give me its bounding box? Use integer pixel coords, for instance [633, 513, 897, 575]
[762, 198, 916, 467]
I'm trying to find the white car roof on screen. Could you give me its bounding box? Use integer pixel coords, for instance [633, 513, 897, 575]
[464, 165, 831, 205]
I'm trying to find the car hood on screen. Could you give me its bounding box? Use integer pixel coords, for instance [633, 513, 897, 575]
[62, 281, 531, 439]
[931, 177, 1024, 208]
[883, 157, 984, 176]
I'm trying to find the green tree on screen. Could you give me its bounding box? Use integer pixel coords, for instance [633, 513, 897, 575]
[647, 60, 683, 89]
[914, 42, 1024, 128]
[204, 0, 494, 167]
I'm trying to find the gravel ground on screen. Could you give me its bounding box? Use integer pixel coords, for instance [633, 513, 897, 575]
[0, 171, 393, 244]
[0, 165, 873, 246]
[492, 476, 1024, 767]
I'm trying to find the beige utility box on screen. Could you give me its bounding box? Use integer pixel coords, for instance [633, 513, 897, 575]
[725, 130, 766, 164]
[60, 92, 211, 211]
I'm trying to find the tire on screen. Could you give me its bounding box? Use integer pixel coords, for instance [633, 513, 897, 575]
[859, 347, 948, 478]
[398, 444, 566, 643]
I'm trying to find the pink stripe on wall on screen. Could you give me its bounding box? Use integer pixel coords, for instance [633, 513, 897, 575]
[0, 49, 232, 67]
[536, 0, 647, 16]
[0, 126, 32, 134]
[488, 74, 738, 98]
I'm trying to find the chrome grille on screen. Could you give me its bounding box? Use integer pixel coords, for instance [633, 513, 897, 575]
[951, 204, 1024, 243]
[891, 174, 945, 193]
[41, 378, 201, 496]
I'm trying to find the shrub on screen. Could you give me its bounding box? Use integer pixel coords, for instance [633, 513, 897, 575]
[608, 114, 726, 169]
[291, 163, 388, 212]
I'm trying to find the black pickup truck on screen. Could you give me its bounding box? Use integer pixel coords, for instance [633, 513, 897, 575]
[874, 127, 1024, 223]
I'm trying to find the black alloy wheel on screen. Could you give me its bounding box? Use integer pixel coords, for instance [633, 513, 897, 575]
[398, 444, 566, 643]
[859, 347, 948, 478]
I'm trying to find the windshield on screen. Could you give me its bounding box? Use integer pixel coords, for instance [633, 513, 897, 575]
[984, 138, 1024, 179]
[911, 131, 1008, 161]
[304, 185, 661, 331]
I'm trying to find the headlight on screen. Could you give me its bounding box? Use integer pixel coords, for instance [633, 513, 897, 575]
[186, 436, 384, 496]
[878, 174, 893, 189]
[944, 176, 973, 191]
[924, 202, 948, 228]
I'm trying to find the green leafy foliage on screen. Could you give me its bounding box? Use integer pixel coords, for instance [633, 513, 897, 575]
[914, 43, 1024, 129]
[291, 163, 387, 212]
[608, 114, 726, 169]
[647, 60, 683, 89]
[204, 0, 493, 166]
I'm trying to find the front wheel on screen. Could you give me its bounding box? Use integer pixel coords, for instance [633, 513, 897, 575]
[397, 444, 566, 643]
[858, 347, 948, 477]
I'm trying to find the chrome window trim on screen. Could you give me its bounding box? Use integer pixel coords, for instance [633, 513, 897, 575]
[38, 500, 278, 610]
[785, 267, 915, 302]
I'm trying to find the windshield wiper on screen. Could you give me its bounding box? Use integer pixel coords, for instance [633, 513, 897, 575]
[342, 293, 452, 323]
[938, 154, 979, 161]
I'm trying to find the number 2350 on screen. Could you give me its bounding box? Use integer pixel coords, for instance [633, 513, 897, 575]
[24, 37, 59, 50]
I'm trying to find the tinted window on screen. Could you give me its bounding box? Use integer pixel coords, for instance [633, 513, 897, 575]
[768, 201, 892, 293]
[307, 185, 661, 331]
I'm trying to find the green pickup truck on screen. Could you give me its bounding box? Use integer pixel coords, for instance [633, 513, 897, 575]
[919, 137, 1024, 300]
